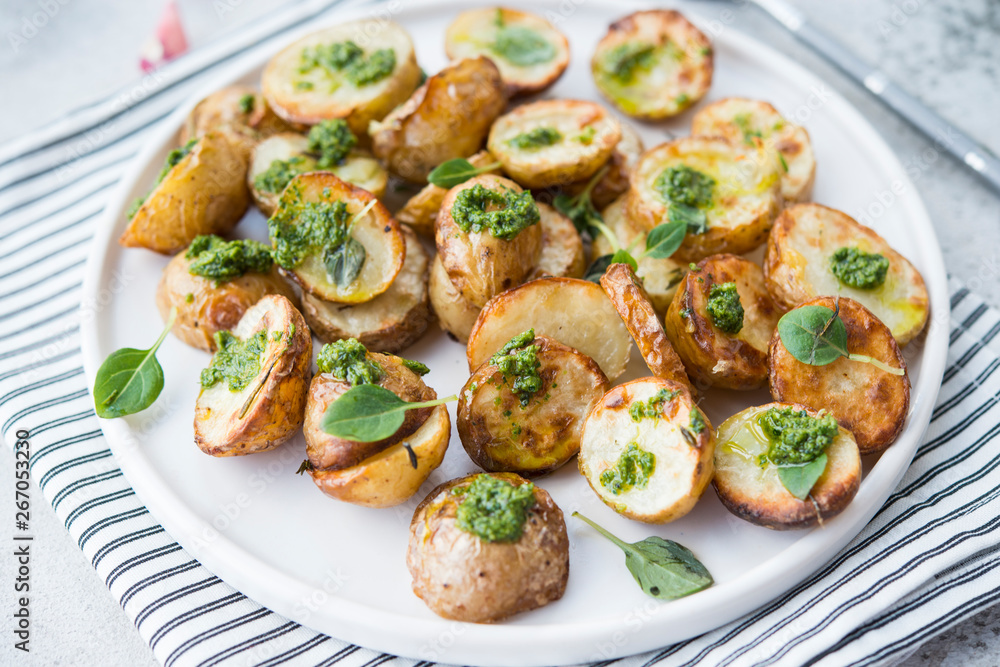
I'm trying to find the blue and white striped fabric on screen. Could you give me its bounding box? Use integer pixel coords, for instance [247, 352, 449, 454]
[3, 1, 1000, 665]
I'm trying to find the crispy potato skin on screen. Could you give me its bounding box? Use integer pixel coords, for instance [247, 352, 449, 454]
[527, 203, 586, 280]
[764, 203, 929, 345]
[309, 405, 450, 507]
[713, 402, 861, 530]
[155, 249, 299, 352]
[458, 335, 610, 475]
[436, 175, 543, 308]
[180, 85, 292, 155]
[194, 295, 312, 456]
[120, 132, 250, 255]
[406, 473, 569, 622]
[370, 57, 507, 183]
[768, 296, 910, 455]
[664, 254, 782, 391]
[564, 123, 645, 210]
[428, 255, 481, 343]
[396, 151, 500, 238]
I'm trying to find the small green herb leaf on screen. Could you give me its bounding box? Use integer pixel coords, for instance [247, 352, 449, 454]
[777, 453, 828, 500]
[427, 158, 501, 188]
[321, 384, 456, 442]
[583, 254, 614, 283]
[644, 220, 686, 259]
[553, 166, 608, 236]
[668, 204, 708, 235]
[324, 237, 366, 286]
[611, 248, 638, 271]
[777, 304, 849, 366]
[93, 308, 176, 419]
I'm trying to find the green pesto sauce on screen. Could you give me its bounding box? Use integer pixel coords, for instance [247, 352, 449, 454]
[491, 25, 556, 67]
[758, 407, 838, 466]
[298, 41, 396, 87]
[316, 339, 383, 386]
[576, 126, 596, 144]
[600, 442, 656, 495]
[254, 156, 312, 195]
[689, 408, 706, 434]
[507, 126, 563, 150]
[451, 184, 540, 240]
[600, 42, 657, 84]
[655, 165, 716, 209]
[490, 329, 542, 407]
[629, 388, 679, 422]
[454, 474, 536, 543]
[829, 247, 890, 290]
[400, 358, 430, 376]
[732, 113, 763, 146]
[185, 235, 273, 284]
[267, 189, 350, 269]
[706, 282, 744, 335]
[200, 330, 269, 392]
[127, 138, 198, 219]
[238, 93, 255, 114]
[307, 119, 357, 169]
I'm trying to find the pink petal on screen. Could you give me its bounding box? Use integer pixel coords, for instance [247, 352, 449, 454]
[140, 0, 188, 72]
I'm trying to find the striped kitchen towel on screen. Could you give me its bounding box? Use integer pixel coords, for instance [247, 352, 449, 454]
[3, 1, 1000, 665]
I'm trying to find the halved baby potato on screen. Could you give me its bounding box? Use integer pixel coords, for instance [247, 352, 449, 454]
[527, 203, 586, 280]
[769, 296, 910, 455]
[713, 403, 861, 530]
[300, 227, 431, 352]
[261, 21, 422, 135]
[664, 254, 782, 391]
[764, 203, 929, 345]
[194, 294, 312, 456]
[578, 377, 714, 523]
[467, 277, 633, 380]
[458, 334, 609, 475]
[591, 10, 713, 119]
[428, 255, 482, 344]
[268, 172, 405, 304]
[692, 97, 816, 203]
[370, 56, 507, 183]
[626, 136, 783, 263]
[563, 123, 645, 211]
[180, 85, 292, 154]
[487, 100, 621, 189]
[444, 7, 570, 96]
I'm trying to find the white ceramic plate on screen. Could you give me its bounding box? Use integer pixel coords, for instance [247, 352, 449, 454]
[81, 1, 949, 664]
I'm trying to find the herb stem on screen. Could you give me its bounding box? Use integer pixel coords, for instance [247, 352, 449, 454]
[396, 394, 458, 413]
[103, 307, 176, 406]
[581, 165, 609, 199]
[572, 511, 630, 551]
[590, 220, 622, 253]
[347, 198, 378, 232]
[847, 354, 905, 376]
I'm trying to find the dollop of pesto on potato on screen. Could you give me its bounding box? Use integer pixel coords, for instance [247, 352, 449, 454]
[253, 120, 357, 195]
[453, 473, 537, 542]
[705, 282, 744, 335]
[600, 442, 655, 495]
[829, 247, 890, 290]
[758, 406, 839, 466]
[185, 235, 274, 284]
[489, 329, 543, 407]
[316, 338, 383, 386]
[450, 183, 540, 240]
[507, 126, 562, 150]
[200, 329, 269, 392]
[297, 40, 396, 87]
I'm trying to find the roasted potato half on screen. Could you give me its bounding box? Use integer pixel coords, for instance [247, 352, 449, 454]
[458, 334, 609, 475]
[467, 277, 633, 380]
[764, 203, 929, 345]
[487, 100, 621, 189]
[180, 85, 291, 153]
[268, 172, 405, 304]
[692, 97, 816, 203]
[428, 255, 482, 344]
[407, 473, 569, 622]
[713, 403, 861, 530]
[591, 10, 713, 119]
[564, 123, 645, 210]
[527, 203, 586, 280]
[194, 294, 312, 456]
[261, 21, 422, 135]
[120, 132, 250, 255]
[769, 296, 910, 455]
[664, 254, 782, 391]
[436, 174, 543, 308]
[444, 7, 570, 96]
[626, 136, 783, 263]
[370, 56, 507, 183]
[578, 378, 714, 523]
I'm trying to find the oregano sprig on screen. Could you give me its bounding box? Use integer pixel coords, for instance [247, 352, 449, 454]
[427, 158, 502, 189]
[321, 384, 457, 442]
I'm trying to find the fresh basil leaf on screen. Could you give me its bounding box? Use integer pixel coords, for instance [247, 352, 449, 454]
[320, 384, 458, 442]
[669, 204, 708, 235]
[583, 254, 614, 283]
[777, 305, 849, 366]
[777, 453, 828, 500]
[611, 248, 638, 272]
[554, 192, 602, 236]
[93, 309, 176, 419]
[324, 237, 366, 286]
[645, 220, 687, 259]
[427, 158, 499, 188]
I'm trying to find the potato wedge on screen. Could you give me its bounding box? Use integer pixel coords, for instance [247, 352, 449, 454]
[180, 85, 292, 153]
[713, 403, 861, 530]
[764, 203, 929, 345]
[768, 296, 910, 455]
[444, 7, 570, 96]
[564, 122, 645, 210]
[664, 254, 782, 391]
[487, 100, 621, 189]
[269, 172, 405, 304]
[578, 377, 714, 523]
[528, 203, 586, 280]
[428, 255, 482, 344]
[120, 132, 250, 255]
[591, 10, 713, 119]
[300, 227, 431, 352]
[261, 21, 422, 135]
[467, 277, 633, 380]
[370, 56, 507, 183]
[458, 334, 609, 475]
[692, 97, 816, 203]
[626, 136, 782, 263]
[194, 294, 312, 456]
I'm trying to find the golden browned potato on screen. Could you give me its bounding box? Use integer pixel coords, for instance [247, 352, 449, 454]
[300, 227, 431, 352]
[591, 10, 713, 119]
[428, 255, 482, 343]
[768, 296, 910, 455]
[626, 136, 783, 263]
[764, 203, 929, 346]
[527, 203, 586, 280]
[692, 97, 816, 203]
[578, 377, 714, 523]
[180, 85, 292, 153]
[436, 174, 543, 308]
[194, 294, 312, 456]
[487, 100, 621, 189]
[563, 123, 645, 210]
[664, 254, 782, 391]
[261, 22, 422, 135]
[370, 56, 507, 183]
[467, 277, 633, 380]
[156, 238, 299, 353]
[269, 172, 405, 304]
[458, 333, 609, 474]
[406, 473, 569, 622]
[444, 7, 570, 96]
[120, 132, 250, 255]
[713, 403, 861, 530]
